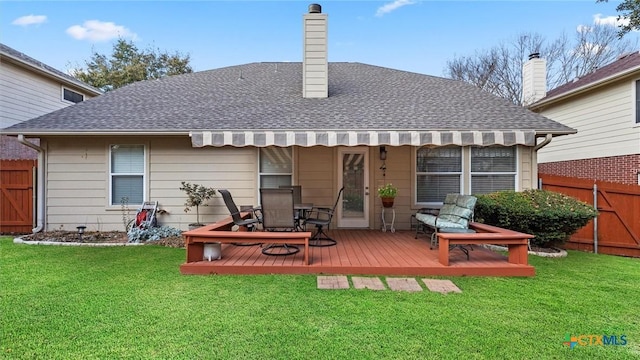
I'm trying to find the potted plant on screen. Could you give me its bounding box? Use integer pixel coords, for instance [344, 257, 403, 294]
[179, 182, 217, 229]
[377, 183, 398, 208]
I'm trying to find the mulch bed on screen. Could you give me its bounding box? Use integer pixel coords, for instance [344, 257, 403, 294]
[16, 231, 186, 248]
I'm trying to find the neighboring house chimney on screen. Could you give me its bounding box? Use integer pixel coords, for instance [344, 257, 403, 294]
[303, 3, 328, 98]
[522, 52, 547, 106]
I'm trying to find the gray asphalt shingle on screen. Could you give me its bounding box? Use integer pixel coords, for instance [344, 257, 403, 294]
[3, 62, 575, 135]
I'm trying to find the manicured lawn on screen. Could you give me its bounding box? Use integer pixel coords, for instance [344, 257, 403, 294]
[1, 237, 639, 359]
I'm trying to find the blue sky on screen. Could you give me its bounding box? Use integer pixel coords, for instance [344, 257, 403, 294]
[1, 0, 636, 77]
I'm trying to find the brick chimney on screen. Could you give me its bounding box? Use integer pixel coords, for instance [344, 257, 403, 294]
[303, 4, 328, 98]
[522, 52, 547, 106]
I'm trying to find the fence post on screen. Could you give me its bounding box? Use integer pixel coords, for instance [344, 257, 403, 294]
[593, 183, 598, 254]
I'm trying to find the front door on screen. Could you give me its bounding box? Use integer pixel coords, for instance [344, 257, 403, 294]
[338, 147, 369, 228]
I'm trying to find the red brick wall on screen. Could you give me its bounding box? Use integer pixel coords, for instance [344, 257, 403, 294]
[539, 154, 640, 185]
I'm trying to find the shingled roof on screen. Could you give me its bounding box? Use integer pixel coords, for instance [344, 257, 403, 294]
[2, 62, 575, 146]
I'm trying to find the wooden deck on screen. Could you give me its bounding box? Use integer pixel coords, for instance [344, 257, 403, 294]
[180, 229, 535, 277]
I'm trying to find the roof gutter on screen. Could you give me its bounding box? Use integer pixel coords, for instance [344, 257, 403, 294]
[17, 135, 44, 233]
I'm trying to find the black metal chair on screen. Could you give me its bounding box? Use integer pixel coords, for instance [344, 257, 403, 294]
[218, 189, 262, 246]
[304, 187, 344, 247]
[259, 188, 300, 256]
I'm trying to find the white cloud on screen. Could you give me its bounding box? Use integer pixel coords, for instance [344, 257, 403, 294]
[12, 15, 47, 26]
[66, 20, 137, 42]
[593, 13, 629, 27]
[576, 13, 634, 33]
[376, 0, 417, 17]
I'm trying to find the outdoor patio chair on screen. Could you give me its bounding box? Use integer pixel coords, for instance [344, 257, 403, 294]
[218, 189, 262, 247]
[414, 194, 477, 250]
[279, 185, 305, 228]
[304, 187, 344, 247]
[259, 188, 300, 256]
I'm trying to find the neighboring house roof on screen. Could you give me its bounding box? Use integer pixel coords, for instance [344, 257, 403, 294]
[0, 43, 102, 96]
[3, 62, 575, 147]
[532, 51, 640, 108]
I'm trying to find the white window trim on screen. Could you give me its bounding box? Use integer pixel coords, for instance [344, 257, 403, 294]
[413, 146, 520, 207]
[413, 146, 463, 207]
[61, 86, 84, 104]
[108, 144, 148, 207]
[469, 146, 519, 194]
[257, 147, 295, 194]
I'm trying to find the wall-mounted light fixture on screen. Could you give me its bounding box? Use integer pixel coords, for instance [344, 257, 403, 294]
[380, 146, 387, 161]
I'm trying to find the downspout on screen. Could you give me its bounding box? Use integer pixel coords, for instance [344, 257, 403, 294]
[533, 134, 553, 191]
[534, 134, 553, 151]
[17, 135, 44, 233]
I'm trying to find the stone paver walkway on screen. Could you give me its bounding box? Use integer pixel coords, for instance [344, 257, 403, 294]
[317, 275, 350, 289]
[317, 276, 463, 294]
[422, 279, 462, 294]
[385, 277, 423, 292]
[351, 276, 386, 290]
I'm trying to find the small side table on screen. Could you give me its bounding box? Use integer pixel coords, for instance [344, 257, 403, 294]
[381, 207, 396, 233]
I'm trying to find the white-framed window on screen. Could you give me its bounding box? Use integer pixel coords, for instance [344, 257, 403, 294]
[470, 146, 517, 194]
[415, 146, 462, 204]
[110, 144, 145, 206]
[62, 87, 84, 104]
[259, 147, 292, 188]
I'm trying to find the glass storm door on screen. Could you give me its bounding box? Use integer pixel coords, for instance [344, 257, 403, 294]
[338, 147, 369, 228]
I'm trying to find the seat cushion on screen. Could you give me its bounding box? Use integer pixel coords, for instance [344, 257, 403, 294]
[415, 213, 466, 229]
[415, 213, 437, 227]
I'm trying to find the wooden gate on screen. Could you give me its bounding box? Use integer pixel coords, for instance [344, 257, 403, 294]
[539, 174, 640, 257]
[0, 160, 36, 234]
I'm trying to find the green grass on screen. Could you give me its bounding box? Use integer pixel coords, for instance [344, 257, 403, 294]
[1, 237, 639, 359]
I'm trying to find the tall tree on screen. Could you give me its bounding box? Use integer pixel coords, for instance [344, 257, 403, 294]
[597, 0, 640, 37]
[72, 39, 193, 92]
[444, 23, 637, 105]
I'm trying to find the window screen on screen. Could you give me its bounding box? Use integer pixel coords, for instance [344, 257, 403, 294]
[110, 144, 144, 205]
[63, 88, 84, 103]
[259, 147, 292, 188]
[470, 146, 516, 194]
[416, 146, 461, 203]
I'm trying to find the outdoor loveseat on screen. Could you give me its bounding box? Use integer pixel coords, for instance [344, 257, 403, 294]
[414, 194, 478, 249]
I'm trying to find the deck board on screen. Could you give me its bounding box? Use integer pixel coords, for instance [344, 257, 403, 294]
[180, 229, 535, 276]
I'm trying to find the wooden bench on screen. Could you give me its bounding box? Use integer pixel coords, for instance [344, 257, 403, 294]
[437, 222, 533, 266]
[182, 214, 312, 265]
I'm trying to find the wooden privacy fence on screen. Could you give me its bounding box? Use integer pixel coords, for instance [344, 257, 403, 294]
[539, 174, 640, 258]
[0, 160, 36, 234]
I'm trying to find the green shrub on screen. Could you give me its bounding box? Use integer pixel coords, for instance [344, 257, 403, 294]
[127, 224, 183, 243]
[474, 189, 598, 247]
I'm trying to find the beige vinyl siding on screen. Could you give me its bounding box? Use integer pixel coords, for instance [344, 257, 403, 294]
[42, 136, 258, 232]
[375, 146, 412, 230]
[538, 80, 640, 163]
[0, 61, 93, 128]
[519, 146, 535, 190]
[42, 138, 538, 232]
[296, 146, 336, 208]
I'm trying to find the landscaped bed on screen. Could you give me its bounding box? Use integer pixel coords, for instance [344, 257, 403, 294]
[15, 230, 185, 247]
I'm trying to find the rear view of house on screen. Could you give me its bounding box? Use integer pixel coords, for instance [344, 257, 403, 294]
[1, 4, 575, 233]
